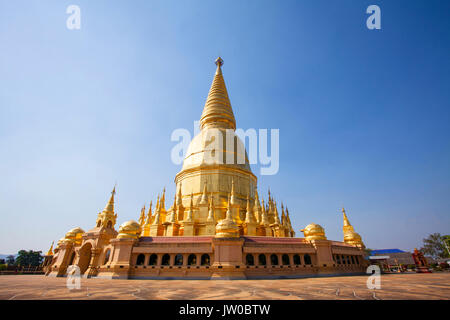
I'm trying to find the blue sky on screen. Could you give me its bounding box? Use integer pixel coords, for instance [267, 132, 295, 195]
[1, 0, 449, 254]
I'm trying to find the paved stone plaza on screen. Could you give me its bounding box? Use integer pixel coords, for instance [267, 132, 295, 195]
[0, 273, 449, 300]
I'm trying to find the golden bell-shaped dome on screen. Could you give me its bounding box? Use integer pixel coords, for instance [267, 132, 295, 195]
[344, 231, 364, 247]
[301, 223, 327, 241]
[117, 220, 141, 239]
[215, 217, 240, 238]
[64, 227, 85, 245]
[181, 129, 252, 173]
[65, 227, 85, 238]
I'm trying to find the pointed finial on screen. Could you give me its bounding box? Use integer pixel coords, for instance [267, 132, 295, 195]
[185, 193, 194, 222]
[200, 56, 236, 130]
[274, 201, 281, 224]
[177, 182, 183, 206]
[230, 178, 236, 204]
[254, 188, 260, 207]
[245, 194, 254, 224]
[145, 201, 153, 224]
[102, 185, 116, 214]
[46, 241, 54, 256]
[207, 192, 215, 222]
[200, 183, 208, 204]
[215, 57, 224, 67]
[342, 207, 351, 226]
[225, 192, 233, 220]
[161, 187, 166, 209]
[172, 193, 177, 218]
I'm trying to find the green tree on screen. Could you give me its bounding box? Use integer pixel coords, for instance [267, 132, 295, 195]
[14, 250, 43, 267]
[6, 255, 15, 265]
[420, 233, 449, 258]
[442, 235, 450, 257]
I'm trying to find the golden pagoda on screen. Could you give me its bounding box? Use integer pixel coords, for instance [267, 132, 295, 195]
[342, 207, 365, 248]
[125, 56, 292, 238]
[43, 57, 368, 280]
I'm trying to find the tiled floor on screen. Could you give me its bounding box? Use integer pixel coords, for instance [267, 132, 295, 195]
[0, 273, 449, 300]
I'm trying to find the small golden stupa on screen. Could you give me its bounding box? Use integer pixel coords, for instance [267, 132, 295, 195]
[301, 223, 327, 241]
[117, 220, 142, 239]
[215, 194, 240, 238]
[64, 227, 85, 245]
[342, 208, 365, 247]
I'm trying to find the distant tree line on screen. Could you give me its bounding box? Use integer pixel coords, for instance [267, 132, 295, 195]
[0, 250, 43, 267]
[420, 233, 450, 259]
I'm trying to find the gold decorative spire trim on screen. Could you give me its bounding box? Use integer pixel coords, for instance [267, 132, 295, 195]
[177, 182, 183, 206]
[139, 205, 146, 226]
[200, 183, 208, 205]
[245, 195, 255, 223]
[46, 241, 54, 256]
[260, 198, 269, 225]
[273, 201, 281, 224]
[144, 201, 153, 225]
[103, 186, 116, 213]
[215, 193, 239, 238]
[342, 207, 351, 226]
[207, 193, 215, 222]
[185, 193, 194, 222]
[200, 57, 236, 130]
[341, 208, 365, 248]
[230, 178, 237, 205]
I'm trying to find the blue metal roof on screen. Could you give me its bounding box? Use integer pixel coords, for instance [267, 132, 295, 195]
[371, 249, 405, 254]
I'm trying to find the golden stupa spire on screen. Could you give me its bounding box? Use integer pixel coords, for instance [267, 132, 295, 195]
[46, 241, 54, 256]
[167, 194, 177, 223]
[341, 207, 365, 248]
[245, 195, 255, 223]
[260, 198, 269, 225]
[138, 206, 144, 226]
[177, 182, 183, 206]
[225, 193, 233, 220]
[274, 201, 281, 224]
[96, 186, 118, 228]
[156, 194, 160, 212]
[230, 178, 237, 205]
[160, 187, 166, 211]
[254, 188, 261, 224]
[200, 57, 236, 130]
[152, 208, 160, 225]
[200, 183, 208, 205]
[342, 207, 351, 226]
[103, 186, 116, 213]
[145, 201, 152, 225]
[172, 192, 177, 211]
[152, 195, 161, 225]
[286, 207, 291, 224]
[207, 193, 215, 222]
[185, 193, 194, 222]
